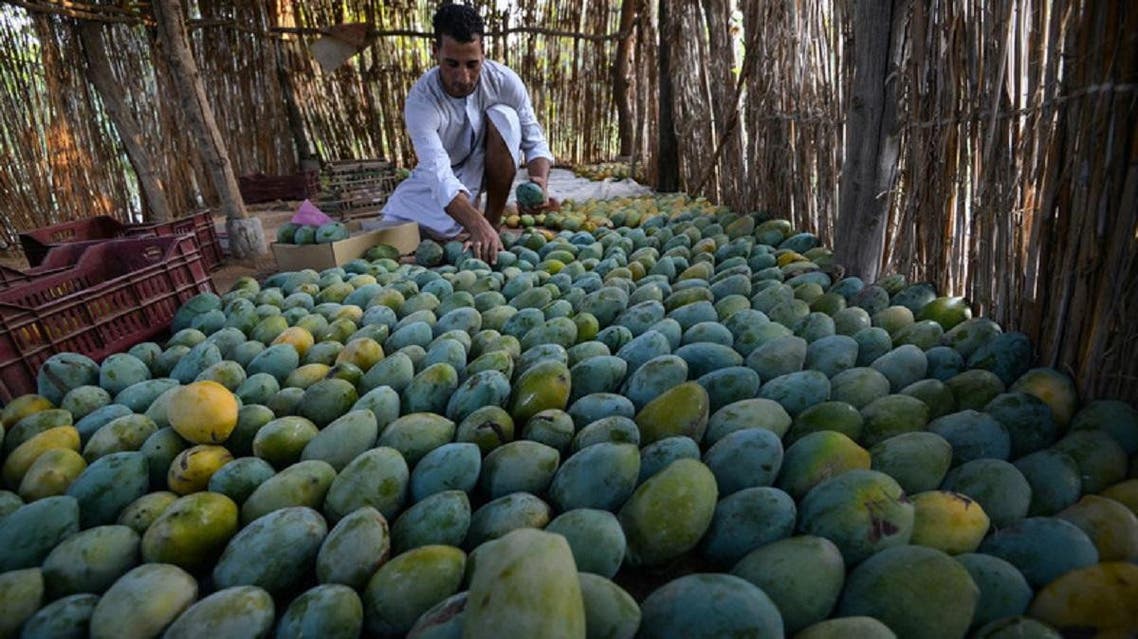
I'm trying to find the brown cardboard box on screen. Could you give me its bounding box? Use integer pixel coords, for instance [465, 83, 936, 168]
[271, 219, 420, 271]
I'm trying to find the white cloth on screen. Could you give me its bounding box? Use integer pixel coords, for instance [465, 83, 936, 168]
[382, 60, 554, 239]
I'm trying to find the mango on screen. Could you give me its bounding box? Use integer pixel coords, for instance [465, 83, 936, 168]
[466, 492, 552, 549]
[944, 370, 1006, 412]
[481, 440, 560, 499]
[578, 573, 640, 639]
[786, 400, 865, 445]
[701, 485, 797, 566]
[837, 545, 978, 639]
[778, 430, 871, 500]
[167, 380, 239, 445]
[352, 385, 401, 430]
[1, 394, 53, 430]
[249, 415, 316, 468]
[1052, 429, 1128, 494]
[619, 458, 717, 567]
[899, 378, 956, 418]
[869, 431, 952, 494]
[853, 327, 893, 366]
[1028, 562, 1138, 636]
[362, 545, 466, 636]
[746, 334, 806, 380]
[796, 617, 897, 639]
[246, 343, 300, 384]
[241, 459, 335, 524]
[162, 586, 275, 639]
[463, 529, 585, 639]
[798, 469, 914, 565]
[83, 415, 156, 462]
[620, 355, 686, 411]
[925, 345, 965, 381]
[18, 592, 99, 639]
[359, 351, 415, 394]
[637, 573, 782, 639]
[324, 447, 408, 522]
[634, 381, 709, 446]
[732, 535, 845, 634]
[168, 444, 233, 495]
[277, 584, 363, 639]
[984, 391, 1058, 458]
[377, 412, 455, 467]
[117, 490, 178, 534]
[213, 506, 328, 593]
[445, 370, 511, 422]
[317, 506, 391, 590]
[758, 369, 831, 417]
[510, 359, 572, 423]
[390, 490, 470, 556]
[1056, 495, 1138, 561]
[141, 491, 238, 570]
[60, 385, 111, 422]
[978, 516, 1099, 588]
[234, 372, 278, 406]
[696, 366, 761, 415]
[704, 398, 792, 446]
[858, 394, 929, 447]
[967, 331, 1032, 386]
[573, 415, 640, 451]
[548, 443, 639, 513]
[954, 552, 1033, 629]
[6, 409, 71, 454]
[67, 450, 148, 527]
[569, 355, 628, 401]
[89, 563, 198, 639]
[410, 442, 481, 502]
[37, 352, 99, 405]
[3, 425, 80, 488]
[522, 409, 576, 453]
[941, 459, 1031, 528]
[1009, 367, 1078, 427]
[907, 490, 990, 554]
[542, 509, 625, 580]
[37, 524, 138, 599]
[829, 367, 892, 409]
[18, 447, 86, 501]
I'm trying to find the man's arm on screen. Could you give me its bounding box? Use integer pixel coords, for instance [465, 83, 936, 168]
[405, 91, 502, 263]
[446, 192, 502, 264]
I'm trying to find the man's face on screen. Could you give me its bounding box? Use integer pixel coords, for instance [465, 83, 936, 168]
[435, 34, 484, 98]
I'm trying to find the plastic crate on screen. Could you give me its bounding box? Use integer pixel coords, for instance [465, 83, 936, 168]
[18, 210, 224, 272]
[0, 235, 214, 402]
[18, 216, 127, 267]
[126, 209, 224, 272]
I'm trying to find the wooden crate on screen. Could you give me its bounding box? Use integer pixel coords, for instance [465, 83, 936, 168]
[319, 159, 401, 217]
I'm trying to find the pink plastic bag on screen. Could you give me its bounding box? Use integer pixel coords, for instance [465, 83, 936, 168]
[291, 199, 334, 226]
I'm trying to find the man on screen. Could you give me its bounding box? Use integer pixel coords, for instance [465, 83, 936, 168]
[381, 2, 555, 264]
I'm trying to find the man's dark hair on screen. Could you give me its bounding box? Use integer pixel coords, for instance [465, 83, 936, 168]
[433, 3, 484, 45]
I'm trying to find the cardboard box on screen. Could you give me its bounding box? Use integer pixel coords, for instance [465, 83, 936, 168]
[271, 219, 420, 271]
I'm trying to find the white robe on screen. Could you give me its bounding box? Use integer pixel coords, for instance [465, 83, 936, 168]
[382, 60, 554, 238]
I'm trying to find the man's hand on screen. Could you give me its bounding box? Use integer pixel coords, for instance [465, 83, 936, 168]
[517, 176, 560, 216]
[464, 216, 503, 265]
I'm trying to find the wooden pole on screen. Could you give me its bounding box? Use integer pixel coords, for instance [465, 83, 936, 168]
[833, 0, 909, 283]
[656, 0, 679, 192]
[612, 0, 639, 157]
[78, 21, 174, 223]
[151, 0, 265, 258]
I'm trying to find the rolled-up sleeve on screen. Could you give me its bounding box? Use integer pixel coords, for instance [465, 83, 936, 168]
[405, 94, 469, 209]
[501, 68, 555, 165]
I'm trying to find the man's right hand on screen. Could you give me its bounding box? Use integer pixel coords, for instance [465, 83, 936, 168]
[464, 217, 503, 265]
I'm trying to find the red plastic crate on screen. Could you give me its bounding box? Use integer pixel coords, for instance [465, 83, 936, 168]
[126, 209, 224, 272]
[0, 235, 214, 402]
[18, 210, 224, 272]
[18, 216, 127, 267]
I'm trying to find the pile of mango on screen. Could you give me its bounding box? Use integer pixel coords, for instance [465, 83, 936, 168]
[276, 221, 350, 245]
[505, 193, 719, 234]
[571, 162, 636, 182]
[1, 203, 1137, 638]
